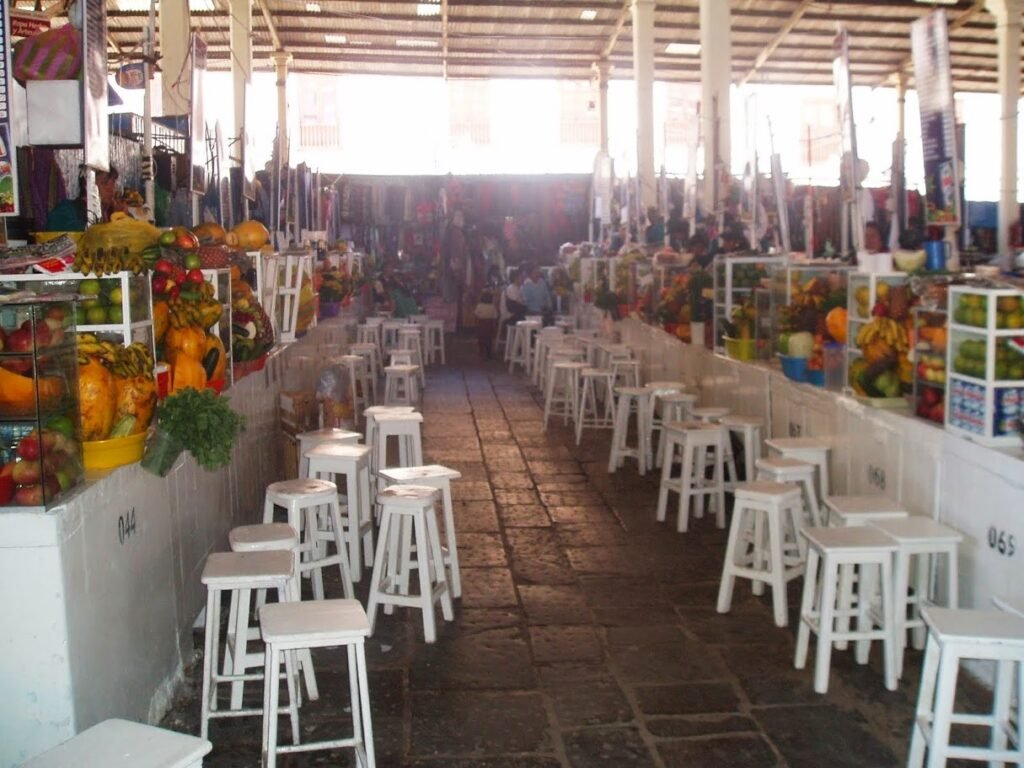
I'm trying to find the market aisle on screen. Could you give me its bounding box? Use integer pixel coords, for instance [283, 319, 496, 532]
[162, 336, 944, 768]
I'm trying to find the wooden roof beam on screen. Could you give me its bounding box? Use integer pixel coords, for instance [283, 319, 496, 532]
[739, 0, 815, 86]
[601, 0, 631, 60]
[253, 0, 283, 51]
[442, 0, 449, 78]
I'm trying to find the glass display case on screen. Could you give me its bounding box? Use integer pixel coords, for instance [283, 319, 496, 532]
[946, 285, 1024, 446]
[912, 307, 948, 425]
[1, 271, 155, 356]
[201, 268, 234, 386]
[845, 272, 911, 399]
[770, 261, 853, 353]
[0, 295, 84, 508]
[712, 253, 788, 350]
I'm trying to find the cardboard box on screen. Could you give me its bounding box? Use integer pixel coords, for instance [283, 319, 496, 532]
[280, 389, 318, 436]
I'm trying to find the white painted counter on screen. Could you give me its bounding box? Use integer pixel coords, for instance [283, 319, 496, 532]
[0, 319, 355, 768]
[618, 317, 1023, 612]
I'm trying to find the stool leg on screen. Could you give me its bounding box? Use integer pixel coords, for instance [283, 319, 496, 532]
[813, 556, 839, 694]
[354, 641, 376, 768]
[396, 516, 414, 604]
[228, 587, 252, 710]
[281, 647, 300, 745]
[716, 503, 745, 614]
[800, 477, 822, 527]
[908, 632, 941, 768]
[835, 564, 855, 651]
[656, 434, 676, 522]
[879, 556, 897, 692]
[200, 589, 218, 739]
[360, 465, 375, 574]
[794, 549, 819, 671]
[366, 511, 392, 634]
[425, 504, 454, 621]
[991, 660, 1013, 759]
[542, 368, 557, 429]
[713, 441, 726, 529]
[414, 512, 438, 643]
[262, 644, 279, 768]
[607, 399, 626, 473]
[910, 551, 930, 652]
[926, 645, 960, 768]
[677, 443, 694, 533]
[893, 550, 912, 680]
[767, 510, 788, 627]
[855, 563, 876, 666]
[440, 484, 461, 598]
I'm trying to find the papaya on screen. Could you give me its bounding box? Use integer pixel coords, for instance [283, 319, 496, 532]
[202, 334, 227, 382]
[114, 375, 157, 434]
[165, 325, 206, 362]
[231, 220, 270, 250]
[78, 357, 117, 440]
[153, 300, 170, 345]
[825, 307, 848, 344]
[0, 366, 64, 416]
[170, 354, 207, 393]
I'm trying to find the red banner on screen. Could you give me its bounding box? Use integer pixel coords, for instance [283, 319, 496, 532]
[10, 10, 49, 38]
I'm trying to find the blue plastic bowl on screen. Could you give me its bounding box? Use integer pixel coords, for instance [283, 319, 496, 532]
[806, 369, 825, 387]
[779, 354, 809, 383]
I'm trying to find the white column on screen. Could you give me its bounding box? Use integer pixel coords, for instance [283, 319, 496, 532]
[631, 0, 656, 211]
[700, 0, 732, 217]
[594, 59, 612, 155]
[158, 0, 191, 116]
[986, 0, 1021, 266]
[271, 51, 292, 169]
[229, 0, 253, 170]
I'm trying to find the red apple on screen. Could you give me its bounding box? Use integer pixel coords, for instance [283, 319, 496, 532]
[169, 285, 181, 300]
[45, 306, 66, 322]
[173, 228, 200, 251]
[172, 266, 187, 285]
[5, 327, 33, 353]
[154, 259, 175, 276]
[0, 472, 13, 505]
[0, 462, 13, 480]
[14, 484, 43, 506]
[151, 274, 168, 295]
[187, 268, 204, 285]
[16, 434, 41, 461]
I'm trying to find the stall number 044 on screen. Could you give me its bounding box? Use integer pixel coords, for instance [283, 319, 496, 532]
[117, 508, 137, 545]
[987, 527, 1017, 558]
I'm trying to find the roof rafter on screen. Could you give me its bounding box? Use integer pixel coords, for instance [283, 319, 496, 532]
[739, 0, 815, 86]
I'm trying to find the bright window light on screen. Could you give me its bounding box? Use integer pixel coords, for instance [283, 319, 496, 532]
[348, 40, 372, 46]
[417, 3, 441, 16]
[305, 2, 321, 11]
[665, 42, 700, 55]
[325, 33, 348, 44]
[579, 9, 597, 21]
[396, 38, 438, 48]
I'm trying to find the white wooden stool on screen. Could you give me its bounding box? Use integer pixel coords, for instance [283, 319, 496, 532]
[372, 411, 424, 484]
[378, 464, 463, 598]
[794, 525, 899, 694]
[363, 405, 416, 462]
[655, 392, 698, 467]
[305, 443, 375, 582]
[508, 320, 539, 374]
[226, 524, 315, 708]
[424, 319, 446, 364]
[717, 482, 806, 626]
[367, 485, 454, 643]
[657, 421, 727, 532]
[356, 323, 382, 357]
[200, 551, 294, 740]
[398, 327, 426, 386]
[263, 479, 355, 600]
[383, 364, 421, 405]
[335, 355, 373, 426]
[722, 415, 763, 485]
[22, 719, 212, 768]
[766, 436, 832, 500]
[607, 386, 653, 475]
[499, 321, 515, 363]
[576, 367, 616, 445]
[387, 348, 414, 366]
[541, 346, 584, 393]
[692, 406, 730, 423]
[297, 427, 361, 479]
[544, 361, 585, 430]
[532, 327, 566, 387]
[610, 358, 640, 389]
[350, 343, 381, 400]
[908, 607, 1024, 768]
[644, 381, 687, 471]
[824, 494, 909, 528]
[381, 320, 407, 352]
[260, 599, 375, 768]
[756, 457, 823, 527]
[871, 516, 963, 678]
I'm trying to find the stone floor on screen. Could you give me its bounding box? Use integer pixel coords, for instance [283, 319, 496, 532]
[161, 336, 988, 767]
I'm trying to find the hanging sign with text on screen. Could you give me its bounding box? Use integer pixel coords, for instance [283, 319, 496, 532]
[0, 0, 18, 215]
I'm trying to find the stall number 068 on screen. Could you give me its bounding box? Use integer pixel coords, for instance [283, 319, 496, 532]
[987, 527, 1017, 558]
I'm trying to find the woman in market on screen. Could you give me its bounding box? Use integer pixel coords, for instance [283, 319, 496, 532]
[45, 165, 125, 231]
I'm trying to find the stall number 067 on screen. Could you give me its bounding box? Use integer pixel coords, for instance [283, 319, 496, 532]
[987, 527, 1017, 558]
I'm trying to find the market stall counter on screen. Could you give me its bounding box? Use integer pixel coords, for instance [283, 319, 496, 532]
[0, 319, 354, 768]
[616, 316, 1022, 612]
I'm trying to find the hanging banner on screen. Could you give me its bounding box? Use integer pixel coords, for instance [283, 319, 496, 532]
[832, 28, 862, 253]
[771, 154, 791, 253]
[10, 9, 49, 37]
[0, 0, 17, 215]
[82, 0, 108, 172]
[190, 32, 208, 193]
[912, 9, 960, 226]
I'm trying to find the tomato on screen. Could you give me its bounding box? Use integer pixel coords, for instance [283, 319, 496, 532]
[187, 268, 205, 285]
[151, 274, 168, 295]
[154, 259, 175, 276]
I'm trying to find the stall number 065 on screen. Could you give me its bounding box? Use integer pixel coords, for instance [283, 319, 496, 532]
[987, 527, 1017, 558]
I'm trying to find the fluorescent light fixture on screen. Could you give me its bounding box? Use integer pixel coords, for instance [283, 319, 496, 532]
[913, 0, 957, 4]
[348, 39, 373, 46]
[665, 42, 701, 55]
[305, 2, 321, 11]
[579, 9, 598, 21]
[325, 33, 348, 44]
[395, 38, 438, 47]
[417, 2, 441, 16]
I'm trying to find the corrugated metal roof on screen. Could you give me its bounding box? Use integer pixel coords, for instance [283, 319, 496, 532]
[96, 0, 1021, 92]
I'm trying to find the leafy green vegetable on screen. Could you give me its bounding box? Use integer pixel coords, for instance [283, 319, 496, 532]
[156, 387, 245, 470]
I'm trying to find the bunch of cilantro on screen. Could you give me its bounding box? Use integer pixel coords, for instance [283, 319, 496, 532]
[157, 387, 246, 470]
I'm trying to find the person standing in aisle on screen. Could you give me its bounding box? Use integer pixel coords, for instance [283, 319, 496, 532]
[522, 266, 552, 323]
[473, 290, 498, 359]
[502, 269, 527, 327]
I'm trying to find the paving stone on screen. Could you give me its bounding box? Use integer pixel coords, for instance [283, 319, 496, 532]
[634, 681, 741, 716]
[457, 532, 509, 567]
[451, 480, 494, 501]
[610, 639, 728, 683]
[562, 726, 657, 767]
[676, 606, 795, 646]
[536, 661, 615, 687]
[484, 457, 529, 472]
[533, 475, 590, 490]
[409, 691, 551, 756]
[494, 489, 542, 506]
[510, 552, 579, 586]
[405, 759, 563, 768]
[453, 500, 500, 532]
[427, 449, 484, 464]
[489, 471, 536, 489]
[755, 704, 900, 768]
[459, 566, 519, 608]
[410, 626, 535, 690]
[528, 625, 603, 663]
[604, 624, 686, 646]
[657, 734, 782, 768]
[556, 523, 630, 547]
[499, 504, 552, 527]
[645, 713, 760, 738]
[517, 584, 593, 625]
[538, 491, 606, 507]
[592, 603, 683, 627]
[546, 505, 617, 525]
[548, 678, 635, 728]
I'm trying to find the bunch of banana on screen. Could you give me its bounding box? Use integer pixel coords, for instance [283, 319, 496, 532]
[167, 295, 222, 330]
[855, 317, 909, 353]
[76, 333, 121, 365]
[109, 342, 154, 379]
[72, 247, 146, 277]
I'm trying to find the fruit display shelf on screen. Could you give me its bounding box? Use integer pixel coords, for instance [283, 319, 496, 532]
[770, 260, 853, 371]
[0, 271, 155, 356]
[945, 285, 1024, 446]
[912, 307, 948, 425]
[201, 269, 234, 387]
[712, 253, 788, 351]
[0, 295, 84, 508]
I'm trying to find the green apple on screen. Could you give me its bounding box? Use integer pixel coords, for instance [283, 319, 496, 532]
[108, 286, 123, 304]
[85, 306, 108, 325]
[107, 305, 124, 324]
[79, 278, 101, 296]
